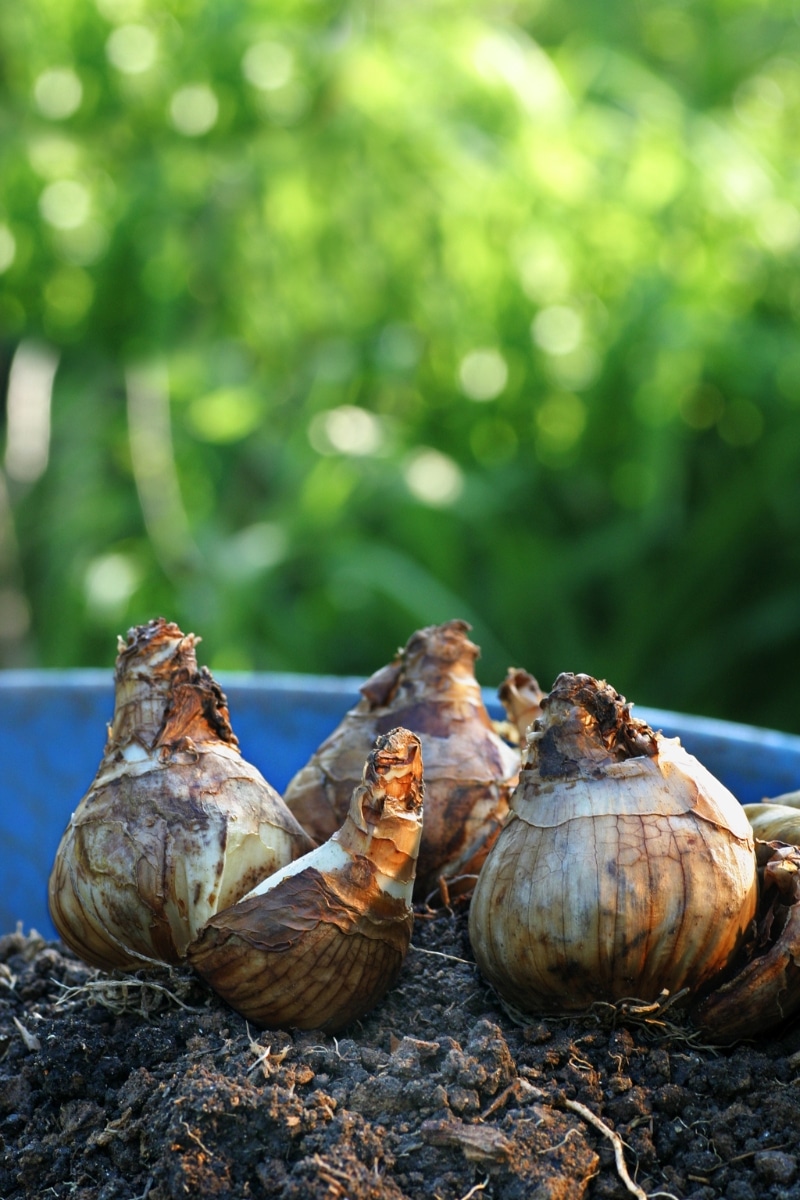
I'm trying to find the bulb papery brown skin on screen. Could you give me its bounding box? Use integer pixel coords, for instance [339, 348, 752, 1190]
[468, 672, 759, 1015]
[48, 618, 314, 972]
[187, 727, 424, 1033]
[282, 620, 520, 899]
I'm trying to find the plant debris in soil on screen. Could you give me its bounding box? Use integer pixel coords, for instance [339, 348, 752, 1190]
[2, 904, 800, 1200]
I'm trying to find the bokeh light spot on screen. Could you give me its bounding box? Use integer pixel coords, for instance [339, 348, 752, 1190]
[39, 180, 90, 230]
[404, 449, 464, 506]
[106, 24, 157, 74]
[34, 69, 83, 120]
[242, 41, 294, 91]
[458, 348, 508, 401]
[308, 406, 385, 456]
[531, 306, 583, 356]
[169, 85, 219, 137]
[85, 553, 142, 617]
[515, 234, 571, 304]
[218, 522, 287, 578]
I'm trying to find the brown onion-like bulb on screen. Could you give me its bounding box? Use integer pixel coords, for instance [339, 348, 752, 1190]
[282, 620, 519, 899]
[187, 727, 424, 1032]
[469, 672, 759, 1013]
[48, 618, 313, 971]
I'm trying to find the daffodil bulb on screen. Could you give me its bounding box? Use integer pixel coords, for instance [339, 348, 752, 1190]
[48, 618, 313, 971]
[283, 620, 519, 899]
[469, 672, 759, 1014]
[187, 727, 424, 1032]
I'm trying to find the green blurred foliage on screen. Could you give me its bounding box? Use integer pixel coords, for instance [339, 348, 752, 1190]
[1, 0, 800, 730]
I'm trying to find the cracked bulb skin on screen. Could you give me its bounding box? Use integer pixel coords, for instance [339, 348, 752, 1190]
[48, 619, 314, 971]
[187, 727, 424, 1033]
[282, 620, 519, 900]
[468, 673, 759, 1014]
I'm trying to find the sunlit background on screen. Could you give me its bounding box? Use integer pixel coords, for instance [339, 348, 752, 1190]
[1, 0, 800, 730]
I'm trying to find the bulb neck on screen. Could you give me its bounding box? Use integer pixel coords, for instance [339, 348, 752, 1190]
[106, 618, 237, 754]
[334, 728, 424, 886]
[499, 668, 545, 740]
[526, 672, 657, 779]
[360, 620, 488, 727]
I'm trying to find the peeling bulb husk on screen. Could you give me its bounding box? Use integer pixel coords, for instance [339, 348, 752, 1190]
[692, 841, 800, 1041]
[48, 618, 314, 970]
[282, 620, 520, 898]
[469, 672, 759, 1017]
[187, 727, 424, 1033]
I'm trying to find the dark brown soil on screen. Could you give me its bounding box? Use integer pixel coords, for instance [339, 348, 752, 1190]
[2, 908, 800, 1200]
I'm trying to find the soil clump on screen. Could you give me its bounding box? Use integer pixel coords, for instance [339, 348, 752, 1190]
[2, 908, 800, 1200]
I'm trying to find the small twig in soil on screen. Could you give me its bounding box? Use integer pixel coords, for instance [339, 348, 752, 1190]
[408, 946, 474, 966]
[421, 1118, 511, 1162]
[560, 1098, 648, 1200]
[311, 1154, 351, 1181]
[538, 1128, 581, 1155]
[310, 1154, 355, 1198]
[725, 1144, 788, 1165]
[181, 1121, 213, 1158]
[457, 1178, 489, 1200]
[481, 1077, 543, 1119]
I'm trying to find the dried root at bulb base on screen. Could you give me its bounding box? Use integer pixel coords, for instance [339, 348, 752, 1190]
[187, 727, 424, 1033]
[282, 619, 520, 900]
[48, 618, 313, 971]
